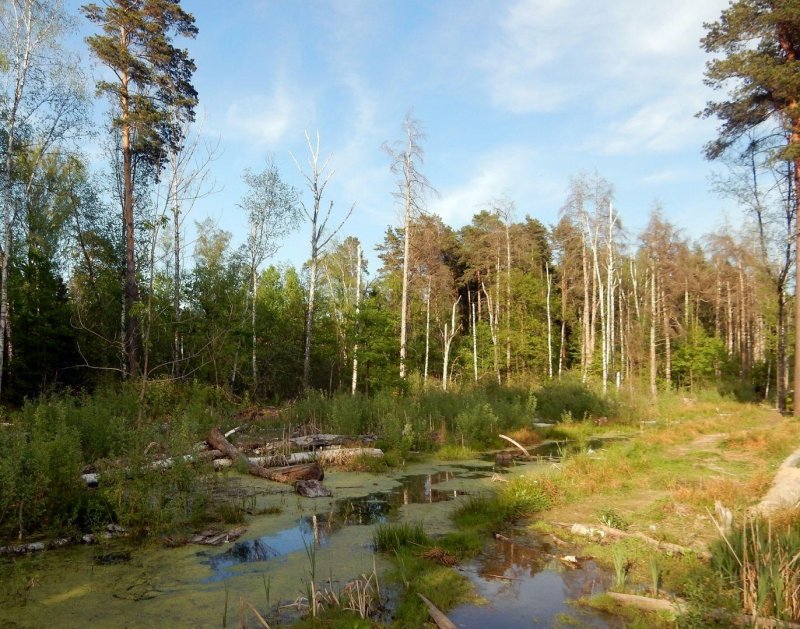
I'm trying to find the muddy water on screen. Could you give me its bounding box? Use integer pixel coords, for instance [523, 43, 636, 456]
[0, 458, 614, 628]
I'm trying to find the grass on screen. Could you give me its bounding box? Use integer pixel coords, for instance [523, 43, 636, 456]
[434, 444, 480, 460]
[372, 522, 431, 553]
[711, 509, 800, 622]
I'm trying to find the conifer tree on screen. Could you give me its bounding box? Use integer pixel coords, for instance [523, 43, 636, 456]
[701, 0, 800, 414]
[82, 0, 198, 376]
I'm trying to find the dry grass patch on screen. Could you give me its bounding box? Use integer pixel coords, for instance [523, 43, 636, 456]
[503, 426, 543, 447]
[667, 469, 772, 510]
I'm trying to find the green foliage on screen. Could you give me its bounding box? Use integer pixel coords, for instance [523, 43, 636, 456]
[0, 381, 233, 540]
[0, 405, 86, 537]
[535, 376, 612, 422]
[372, 522, 431, 553]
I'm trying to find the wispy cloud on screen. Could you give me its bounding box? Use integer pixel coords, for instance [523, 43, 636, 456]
[222, 79, 314, 147]
[431, 146, 552, 226]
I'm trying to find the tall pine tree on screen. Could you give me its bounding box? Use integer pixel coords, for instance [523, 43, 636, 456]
[701, 0, 800, 414]
[82, 0, 198, 376]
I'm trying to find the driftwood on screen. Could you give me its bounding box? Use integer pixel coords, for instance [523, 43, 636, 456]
[606, 592, 683, 614]
[189, 526, 246, 546]
[417, 593, 457, 629]
[207, 427, 324, 485]
[498, 434, 531, 457]
[0, 524, 127, 555]
[565, 522, 711, 560]
[212, 447, 383, 471]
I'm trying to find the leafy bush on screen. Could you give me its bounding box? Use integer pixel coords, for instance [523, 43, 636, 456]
[535, 377, 612, 422]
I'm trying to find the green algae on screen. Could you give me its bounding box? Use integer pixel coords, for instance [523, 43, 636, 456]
[0, 459, 556, 628]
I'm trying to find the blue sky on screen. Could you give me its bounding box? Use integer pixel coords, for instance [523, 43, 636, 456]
[67, 0, 740, 273]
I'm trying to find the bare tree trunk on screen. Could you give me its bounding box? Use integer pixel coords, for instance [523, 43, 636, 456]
[505, 220, 512, 374]
[303, 255, 318, 389]
[481, 282, 501, 385]
[251, 264, 258, 390]
[558, 267, 567, 377]
[581, 238, 590, 381]
[471, 299, 478, 383]
[650, 265, 657, 398]
[442, 296, 460, 391]
[400, 189, 411, 379]
[424, 280, 431, 387]
[661, 282, 671, 390]
[545, 261, 553, 379]
[794, 152, 800, 417]
[172, 157, 182, 377]
[351, 243, 361, 396]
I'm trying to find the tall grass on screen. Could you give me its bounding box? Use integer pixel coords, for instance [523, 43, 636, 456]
[711, 512, 800, 622]
[281, 384, 541, 451]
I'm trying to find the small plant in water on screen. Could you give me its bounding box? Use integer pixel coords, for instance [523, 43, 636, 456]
[373, 522, 430, 553]
[650, 557, 661, 596]
[612, 547, 628, 591]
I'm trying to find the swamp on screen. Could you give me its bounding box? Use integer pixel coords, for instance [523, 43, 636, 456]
[2, 0, 800, 627]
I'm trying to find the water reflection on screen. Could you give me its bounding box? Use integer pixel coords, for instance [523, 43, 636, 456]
[449, 535, 619, 629]
[202, 470, 474, 578]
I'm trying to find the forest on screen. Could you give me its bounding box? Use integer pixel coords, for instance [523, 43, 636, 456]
[1, 1, 800, 628]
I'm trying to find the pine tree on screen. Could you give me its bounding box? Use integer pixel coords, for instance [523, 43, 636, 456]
[701, 0, 800, 414]
[82, 0, 198, 376]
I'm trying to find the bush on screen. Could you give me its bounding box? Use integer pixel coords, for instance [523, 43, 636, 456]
[535, 377, 611, 422]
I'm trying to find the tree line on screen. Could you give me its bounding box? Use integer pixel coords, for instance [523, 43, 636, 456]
[0, 0, 798, 411]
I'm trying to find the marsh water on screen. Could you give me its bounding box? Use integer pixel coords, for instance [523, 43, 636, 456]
[0, 446, 618, 628]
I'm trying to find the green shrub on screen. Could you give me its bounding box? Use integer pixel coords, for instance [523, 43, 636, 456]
[535, 377, 612, 422]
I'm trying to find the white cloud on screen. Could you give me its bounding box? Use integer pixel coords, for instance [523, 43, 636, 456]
[222, 80, 313, 146]
[475, 0, 725, 117]
[431, 147, 544, 226]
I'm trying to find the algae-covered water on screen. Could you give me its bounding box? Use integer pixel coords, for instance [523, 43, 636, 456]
[0, 458, 614, 628]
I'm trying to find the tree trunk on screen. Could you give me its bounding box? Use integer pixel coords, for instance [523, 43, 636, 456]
[399, 169, 411, 380]
[351, 243, 361, 396]
[471, 299, 478, 382]
[424, 280, 431, 387]
[650, 264, 657, 398]
[303, 253, 318, 390]
[545, 261, 553, 379]
[505, 221, 512, 373]
[251, 264, 258, 391]
[794, 151, 800, 416]
[120, 39, 139, 377]
[661, 283, 671, 390]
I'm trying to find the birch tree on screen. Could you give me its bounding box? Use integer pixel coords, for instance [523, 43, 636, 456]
[239, 156, 299, 394]
[0, 0, 82, 398]
[293, 132, 353, 391]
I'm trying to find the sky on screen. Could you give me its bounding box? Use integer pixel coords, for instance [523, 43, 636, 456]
[66, 0, 740, 273]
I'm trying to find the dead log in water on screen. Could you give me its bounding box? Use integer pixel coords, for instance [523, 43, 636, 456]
[207, 427, 324, 484]
[417, 593, 457, 629]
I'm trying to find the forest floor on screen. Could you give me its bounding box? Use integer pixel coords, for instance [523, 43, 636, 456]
[523, 395, 800, 626]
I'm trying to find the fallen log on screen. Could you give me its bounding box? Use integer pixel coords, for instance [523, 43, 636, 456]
[606, 592, 683, 615]
[207, 427, 324, 484]
[213, 447, 383, 470]
[564, 522, 711, 560]
[189, 526, 247, 546]
[498, 434, 531, 457]
[417, 593, 457, 629]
